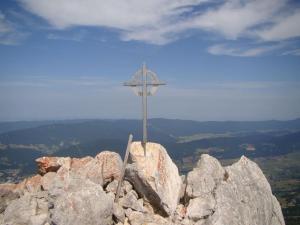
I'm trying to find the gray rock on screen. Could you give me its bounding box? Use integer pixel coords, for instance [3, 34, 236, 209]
[106, 179, 119, 193]
[120, 190, 143, 212]
[113, 202, 125, 223]
[3, 192, 49, 225]
[188, 155, 285, 225]
[128, 211, 170, 225]
[125, 142, 182, 216]
[123, 180, 133, 194]
[186, 196, 215, 221]
[0, 185, 19, 213]
[51, 179, 113, 225]
[186, 154, 224, 199]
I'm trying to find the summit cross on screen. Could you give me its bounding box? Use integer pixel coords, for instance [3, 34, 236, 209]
[124, 63, 166, 149]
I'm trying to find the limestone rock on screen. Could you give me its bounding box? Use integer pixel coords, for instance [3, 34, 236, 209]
[51, 179, 113, 225]
[3, 192, 49, 225]
[0, 184, 19, 214]
[25, 175, 42, 193]
[113, 202, 125, 223]
[186, 196, 215, 221]
[125, 142, 182, 216]
[187, 155, 285, 225]
[128, 211, 170, 225]
[120, 190, 143, 212]
[186, 154, 225, 199]
[36, 156, 71, 175]
[95, 151, 123, 184]
[106, 179, 119, 194]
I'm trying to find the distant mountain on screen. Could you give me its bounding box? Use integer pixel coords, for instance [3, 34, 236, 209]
[149, 118, 300, 136]
[1, 118, 300, 182]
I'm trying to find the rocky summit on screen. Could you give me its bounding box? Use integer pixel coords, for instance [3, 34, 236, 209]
[0, 142, 285, 225]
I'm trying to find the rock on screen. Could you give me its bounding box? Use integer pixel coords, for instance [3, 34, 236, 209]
[106, 179, 119, 193]
[186, 196, 215, 221]
[113, 202, 125, 223]
[3, 191, 49, 225]
[123, 180, 133, 194]
[25, 174, 42, 193]
[175, 204, 186, 220]
[125, 142, 182, 216]
[36, 156, 71, 175]
[41, 172, 57, 191]
[196, 155, 285, 225]
[75, 151, 122, 186]
[51, 179, 113, 225]
[120, 190, 143, 212]
[0, 184, 19, 213]
[186, 154, 224, 199]
[70, 156, 93, 172]
[95, 151, 123, 184]
[128, 211, 170, 225]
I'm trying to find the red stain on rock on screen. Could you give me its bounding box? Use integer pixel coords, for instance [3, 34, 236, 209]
[95, 151, 123, 183]
[36, 157, 63, 175]
[71, 156, 93, 172]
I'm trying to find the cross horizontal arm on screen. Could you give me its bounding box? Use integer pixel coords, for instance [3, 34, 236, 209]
[123, 82, 166, 86]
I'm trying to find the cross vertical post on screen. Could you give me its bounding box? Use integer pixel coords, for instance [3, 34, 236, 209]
[124, 63, 166, 151]
[142, 63, 147, 148]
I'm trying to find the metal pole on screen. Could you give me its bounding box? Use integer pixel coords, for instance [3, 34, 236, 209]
[115, 134, 133, 202]
[142, 63, 147, 150]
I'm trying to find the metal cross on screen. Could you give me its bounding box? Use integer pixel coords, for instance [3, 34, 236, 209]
[124, 63, 166, 149]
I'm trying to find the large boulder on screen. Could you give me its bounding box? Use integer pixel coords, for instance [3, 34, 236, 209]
[125, 142, 182, 216]
[186, 154, 225, 199]
[185, 155, 285, 225]
[51, 179, 113, 225]
[3, 191, 49, 225]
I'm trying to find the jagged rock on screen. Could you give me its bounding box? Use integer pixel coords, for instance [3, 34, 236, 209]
[36, 156, 71, 175]
[186, 154, 225, 199]
[123, 180, 133, 194]
[188, 155, 285, 225]
[25, 175, 42, 193]
[73, 151, 122, 186]
[41, 172, 57, 191]
[51, 179, 113, 225]
[113, 202, 125, 223]
[128, 211, 170, 225]
[70, 156, 93, 172]
[95, 151, 123, 184]
[106, 180, 118, 193]
[0, 184, 19, 213]
[0, 146, 286, 225]
[125, 142, 182, 216]
[186, 196, 215, 221]
[3, 191, 49, 225]
[175, 204, 186, 220]
[120, 190, 143, 212]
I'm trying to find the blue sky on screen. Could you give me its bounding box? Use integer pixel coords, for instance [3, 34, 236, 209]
[0, 0, 300, 121]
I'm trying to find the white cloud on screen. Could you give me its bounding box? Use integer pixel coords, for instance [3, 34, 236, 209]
[207, 43, 283, 57]
[0, 11, 29, 45]
[257, 10, 300, 41]
[17, 0, 300, 55]
[191, 0, 286, 39]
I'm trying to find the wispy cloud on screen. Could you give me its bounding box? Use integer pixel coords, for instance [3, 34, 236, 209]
[14, 0, 300, 56]
[0, 11, 29, 45]
[207, 43, 284, 57]
[282, 48, 300, 56]
[47, 30, 88, 42]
